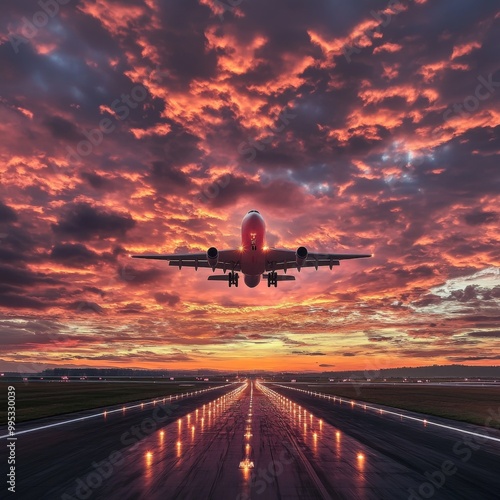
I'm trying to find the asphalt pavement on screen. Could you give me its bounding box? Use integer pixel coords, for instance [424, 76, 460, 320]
[2, 381, 499, 499]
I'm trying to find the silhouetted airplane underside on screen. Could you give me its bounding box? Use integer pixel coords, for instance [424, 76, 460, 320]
[132, 210, 372, 288]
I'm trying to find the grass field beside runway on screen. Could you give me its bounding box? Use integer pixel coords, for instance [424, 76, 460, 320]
[286, 384, 500, 426]
[0, 381, 222, 423]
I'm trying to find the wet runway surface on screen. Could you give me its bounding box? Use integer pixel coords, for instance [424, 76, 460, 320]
[2, 381, 500, 499]
[0, 384, 240, 499]
[267, 383, 500, 500]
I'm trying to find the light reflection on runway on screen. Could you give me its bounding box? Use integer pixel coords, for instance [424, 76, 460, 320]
[274, 383, 500, 444]
[5, 380, 500, 499]
[265, 382, 500, 500]
[58, 381, 500, 498]
[139, 384, 246, 479]
[258, 382, 374, 495]
[88, 381, 331, 499]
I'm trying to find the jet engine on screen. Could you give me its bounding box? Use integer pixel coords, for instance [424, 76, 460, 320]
[296, 246, 308, 270]
[207, 247, 218, 270]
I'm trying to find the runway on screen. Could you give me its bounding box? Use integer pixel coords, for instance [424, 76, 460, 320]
[266, 382, 500, 499]
[2, 381, 499, 499]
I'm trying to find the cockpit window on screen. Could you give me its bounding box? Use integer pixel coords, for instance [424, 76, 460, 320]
[248, 210, 260, 214]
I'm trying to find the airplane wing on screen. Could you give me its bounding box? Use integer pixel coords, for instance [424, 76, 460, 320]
[131, 250, 241, 272]
[265, 248, 372, 272]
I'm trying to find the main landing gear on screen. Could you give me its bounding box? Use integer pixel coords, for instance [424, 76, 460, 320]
[267, 271, 278, 287]
[228, 271, 239, 287]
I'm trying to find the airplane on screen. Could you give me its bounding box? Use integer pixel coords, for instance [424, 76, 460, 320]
[131, 210, 372, 288]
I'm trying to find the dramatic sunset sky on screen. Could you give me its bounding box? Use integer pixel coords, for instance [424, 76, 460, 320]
[0, 0, 499, 373]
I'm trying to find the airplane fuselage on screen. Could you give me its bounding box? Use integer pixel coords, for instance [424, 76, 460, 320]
[240, 210, 266, 287]
[131, 209, 371, 288]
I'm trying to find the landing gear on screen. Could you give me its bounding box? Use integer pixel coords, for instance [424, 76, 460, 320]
[228, 272, 239, 287]
[267, 271, 278, 287]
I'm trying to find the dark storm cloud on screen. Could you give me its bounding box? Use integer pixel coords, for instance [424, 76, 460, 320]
[118, 303, 147, 314]
[206, 175, 306, 209]
[142, 125, 205, 193]
[0, 247, 25, 263]
[154, 292, 181, 307]
[148, 161, 191, 193]
[360, 0, 499, 76]
[43, 115, 82, 141]
[414, 294, 443, 307]
[31, 286, 77, 301]
[0, 201, 18, 223]
[0, 294, 50, 310]
[68, 300, 104, 314]
[462, 315, 500, 325]
[464, 211, 498, 226]
[467, 331, 500, 338]
[1, 18, 166, 179]
[80, 172, 119, 191]
[0, 264, 59, 287]
[0, 39, 123, 126]
[52, 203, 135, 240]
[50, 243, 105, 267]
[482, 287, 500, 300]
[149, 0, 219, 87]
[417, 138, 500, 202]
[0, 224, 47, 263]
[122, 265, 168, 285]
[449, 285, 479, 303]
[163, 127, 204, 163]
